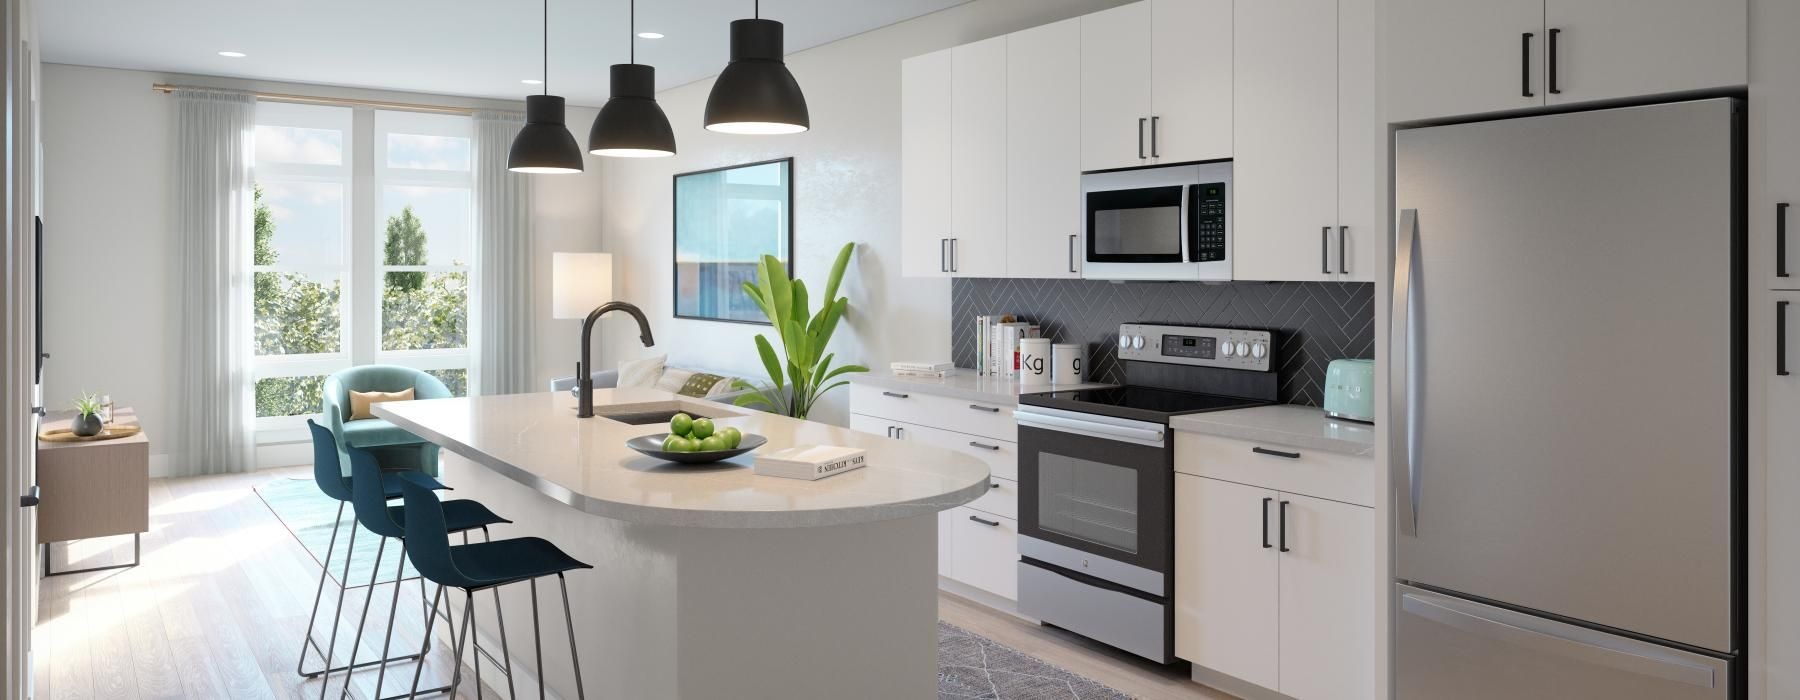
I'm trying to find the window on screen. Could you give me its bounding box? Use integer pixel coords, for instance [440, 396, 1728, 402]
[251, 105, 476, 432]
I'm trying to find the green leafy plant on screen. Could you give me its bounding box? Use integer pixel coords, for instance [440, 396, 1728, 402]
[731, 242, 868, 419]
[72, 392, 103, 419]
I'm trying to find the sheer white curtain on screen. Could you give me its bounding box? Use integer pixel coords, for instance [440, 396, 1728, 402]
[473, 111, 536, 395]
[173, 88, 256, 475]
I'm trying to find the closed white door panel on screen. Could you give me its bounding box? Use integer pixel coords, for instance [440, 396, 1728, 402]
[1544, 0, 1745, 107]
[1081, 2, 1153, 171]
[1007, 18, 1083, 279]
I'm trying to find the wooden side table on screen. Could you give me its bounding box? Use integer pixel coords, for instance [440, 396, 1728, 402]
[37, 407, 149, 576]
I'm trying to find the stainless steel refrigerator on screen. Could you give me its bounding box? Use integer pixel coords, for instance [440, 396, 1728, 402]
[1392, 98, 1743, 699]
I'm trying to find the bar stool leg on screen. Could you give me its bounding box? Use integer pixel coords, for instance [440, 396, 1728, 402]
[447, 590, 475, 698]
[482, 527, 518, 699]
[530, 579, 544, 700]
[469, 590, 485, 700]
[408, 584, 445, 698]
[365, 541, 409, 700]
[296, 502, 346, 676]
[316, 524, 360, 697]
[335, 536, 388, 700]
[558, 573, 586, 700]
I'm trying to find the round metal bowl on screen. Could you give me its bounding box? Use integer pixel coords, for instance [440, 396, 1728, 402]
[624, 432, 767, 464]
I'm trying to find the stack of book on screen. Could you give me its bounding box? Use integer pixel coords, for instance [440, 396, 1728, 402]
[754, 445, 869, 481]
[974, 315, 1041, 378]
[890, 361, 954, 379]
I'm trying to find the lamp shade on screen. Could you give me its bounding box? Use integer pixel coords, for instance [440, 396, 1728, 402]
[703, 19, 810, 135]
[552, 252, 614, 319]
[509, 95, 586, 174]
[589, 64, 677, 157]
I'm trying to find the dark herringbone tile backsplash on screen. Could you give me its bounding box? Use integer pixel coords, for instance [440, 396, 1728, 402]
[951, 279, 1375, 406]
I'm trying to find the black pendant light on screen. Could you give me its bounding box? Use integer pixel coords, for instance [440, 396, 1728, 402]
[702, 0, 809, 135]
[508, 0, 584, 174]
[589, 0, 676, 157]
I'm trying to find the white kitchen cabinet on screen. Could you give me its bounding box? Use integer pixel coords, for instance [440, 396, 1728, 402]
[1335, 0, 1378, 282]
[1755, 0, 1800, 290]
[950, 36, 1009, 278]
[1080, 2, 1153, 171]
[1767, 291, 1800, 696]
[900, 48, 952, 278]
[1543, 0, 1745, 108]
[1231, 0, 1339, 282]
[1006, 18, 1083, 279]
[1383, 0, 1541, 123]
[1174, 474, 1280, 691]
[951, 506, 1020, 600]
[1148, 0, 1233, 164]
[1276, 492, 1376, 700]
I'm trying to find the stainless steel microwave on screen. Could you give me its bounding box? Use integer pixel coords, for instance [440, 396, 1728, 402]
[1081, 161, 1232, 281]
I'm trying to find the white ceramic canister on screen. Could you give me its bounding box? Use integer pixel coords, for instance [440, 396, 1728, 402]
[1018, 338, 1053, 386]
[1052, 344, 1083, 385]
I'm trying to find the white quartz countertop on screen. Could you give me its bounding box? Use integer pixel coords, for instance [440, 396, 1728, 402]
[1170, 404, 1376, 457]
[850, 369, 1114, 405]
[375, 387, 992, 529]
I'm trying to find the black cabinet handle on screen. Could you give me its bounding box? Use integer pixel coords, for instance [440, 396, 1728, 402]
[1521, 33, 1535, 97]
[968, 404, 1000, 413]
[882, 391, 909, 399]
[1338, 226, 1349, 274]
[1138, 117, 1147, 159]
[1780, 203, 1790, 278]
[1321, 227, 1331, 274]
[1150, 116, 1160, 158]
[940, 239, 948, 273]
[885, 426, 895, 438]
[1253, 446, 1301, 459]
[1069, 235, 1078, 273]
[968, 441, 1001, 451]
[1261, 497, 1273, 549]
[1781, 301, 1791, 377]
[1278, 500, 1292, 552]
[1547, 28, 1561, 94]
[20, 485, 39, 508]
[896, 427, 905, 439]
[30, 406, 46, 417]
[990, 481, 1001, 489]
[969, 515, 1000, 527]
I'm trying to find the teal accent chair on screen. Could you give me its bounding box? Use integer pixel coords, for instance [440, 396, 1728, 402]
[321, 365, 451, 477]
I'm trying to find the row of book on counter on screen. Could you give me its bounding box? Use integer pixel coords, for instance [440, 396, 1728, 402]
[976, 315, 1041, 378]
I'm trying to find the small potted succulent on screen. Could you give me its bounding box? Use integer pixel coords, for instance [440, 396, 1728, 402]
[71, 393, 104, 437]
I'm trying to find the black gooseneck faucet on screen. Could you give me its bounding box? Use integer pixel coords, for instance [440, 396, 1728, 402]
[577, 301, 656, 418]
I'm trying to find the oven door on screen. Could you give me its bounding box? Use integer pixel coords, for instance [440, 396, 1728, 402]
[1085, 185, 1187, 264]
[1016, 406, 1171, 594]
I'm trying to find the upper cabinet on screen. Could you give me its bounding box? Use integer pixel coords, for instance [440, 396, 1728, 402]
[950, 36, 1009, 278]
[900, 48, 953, 278]
[1007, 19, 1084, 280]
[1082, 1, 1233, 171]
[1385, 0, 1745, 123]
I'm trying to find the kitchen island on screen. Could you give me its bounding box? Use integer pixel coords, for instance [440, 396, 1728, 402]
[375, 387, 990, 699]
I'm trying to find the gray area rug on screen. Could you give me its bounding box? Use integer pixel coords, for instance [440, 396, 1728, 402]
[939, 621, 1133, 699]
[256, 476, 417, 586]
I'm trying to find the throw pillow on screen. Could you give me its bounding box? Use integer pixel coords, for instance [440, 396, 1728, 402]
[616, 354, 668, 388]
[678, 372, 728, 398]
[654, 368, 695, 394]
[349, 388, 414, 421]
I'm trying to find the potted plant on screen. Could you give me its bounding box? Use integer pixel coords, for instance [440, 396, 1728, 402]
[731, 243, 868, 420]
[71, 393, 104, 437]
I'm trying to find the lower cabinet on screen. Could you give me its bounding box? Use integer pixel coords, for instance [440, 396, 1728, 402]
[1174, 473, 1375, 700]
[950, 506, 1020, 600]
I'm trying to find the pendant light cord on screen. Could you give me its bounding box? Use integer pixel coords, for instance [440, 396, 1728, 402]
[755, 0, 760, 19]
[629, 0, 635, 64]
[542, 0, 549, 94]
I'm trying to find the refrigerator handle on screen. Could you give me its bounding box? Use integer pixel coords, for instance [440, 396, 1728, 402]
[1400, 590, 1717, 689]
[1393, 209, 1419, 536]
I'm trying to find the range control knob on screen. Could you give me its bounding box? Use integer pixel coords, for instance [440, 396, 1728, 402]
[1219, 341, 1237, 357]
[1120, 333, 1132, 349]
[1131, 335, 1146, 350]
[1250, 342, 1268, 359]
[1235, 341, 1251, 357]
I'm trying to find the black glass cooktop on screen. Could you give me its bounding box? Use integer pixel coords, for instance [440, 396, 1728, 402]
[1020, 385, 1270, 424]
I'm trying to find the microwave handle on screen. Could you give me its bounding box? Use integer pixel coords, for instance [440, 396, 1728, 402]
[1182, 184, 1196, 262]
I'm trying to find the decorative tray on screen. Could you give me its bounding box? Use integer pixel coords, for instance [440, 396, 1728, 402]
[39, 424, 141, 443]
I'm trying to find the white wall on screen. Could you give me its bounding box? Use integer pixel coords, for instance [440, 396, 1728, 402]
[39, 63, 605, 470]
[589, 0, 1132, 426]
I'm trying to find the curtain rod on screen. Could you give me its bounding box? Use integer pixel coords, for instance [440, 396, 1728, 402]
[151, 83, 482, 115]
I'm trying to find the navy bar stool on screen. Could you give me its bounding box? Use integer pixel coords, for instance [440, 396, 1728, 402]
[326, 444, 512, 699]
[297, 420, 449, 681]
[399, 478, 594, 700]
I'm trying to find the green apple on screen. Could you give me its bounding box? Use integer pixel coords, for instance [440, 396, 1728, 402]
[698, 435, 729, 452]
[669, 412, 694, 437]
[721, 427, 743, 449]
[662, 434, 684, 452]
[666, 435, 698, 453]
[690, 417, 715, 439]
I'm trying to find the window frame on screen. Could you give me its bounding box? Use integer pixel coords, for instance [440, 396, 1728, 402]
[372, 111, 476, 392]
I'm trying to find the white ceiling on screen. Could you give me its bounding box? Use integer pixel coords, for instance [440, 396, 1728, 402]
[37, 0, 972, 106]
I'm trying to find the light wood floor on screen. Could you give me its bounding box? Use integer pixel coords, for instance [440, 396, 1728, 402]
[35, 467, 1235, 700]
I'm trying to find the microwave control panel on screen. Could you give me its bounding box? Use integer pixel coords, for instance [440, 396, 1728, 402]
[1188, 183, 1227, 262]
[1118, 323, 1272, 372]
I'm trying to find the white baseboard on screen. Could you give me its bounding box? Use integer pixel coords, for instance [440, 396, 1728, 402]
[1191, 663, 1291, 700]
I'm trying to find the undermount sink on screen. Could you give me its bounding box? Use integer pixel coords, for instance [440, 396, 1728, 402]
[589, 400, 740, 426]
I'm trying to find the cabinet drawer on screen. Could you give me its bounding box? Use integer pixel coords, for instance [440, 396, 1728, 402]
[1174, 431, 1376, 507]
[951, 506, 1019, 600]
[849, 413, 1019, 482]
[849, 383, 1016, 442]
[968, 476, 1019, 521]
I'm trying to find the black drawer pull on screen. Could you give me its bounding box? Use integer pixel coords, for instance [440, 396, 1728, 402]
[1278, 500, 1291, 552]
[968, 441, 1001, 451]
[21, 485, 39, 508]
[990, 481, 1001, 489]
[882, 391, 909, 399]
[1547, 28, 1562, 94]
[1261, 497, 1272, 549]
[969, 515, 1000, 527]
[1252, 446, 1301, 459]
[968, 404, 1000, 413]
[1521, 33, 1535, 97]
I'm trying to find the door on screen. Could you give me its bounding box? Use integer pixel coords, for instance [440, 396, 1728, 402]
[1017, 416, 1170, 577]
[1081, 1, 1153, 171]
[1006, 18, 1082, 279]
[1231, 0, 1337, 282]
[1397, 585, 1731, 700]
[1277, 493, 1375, 700]
[1752, 0, 1799, 289]
[1335, 0, 1378, 282]
[1383, 0, 1542, 123]
[1173, 474, 1278, 690]
[900, 49, 951, 278]
[1149, 0, 1231, 164]
[1394, 100, 1738, 652]
[1543, 0, 1745, 108]
[950, 36, 1007, 277]
[1768, 292, 1800, 692]
[849, 414, 956, 575]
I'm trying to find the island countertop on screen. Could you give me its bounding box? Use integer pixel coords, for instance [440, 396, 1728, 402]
[375, 386, 991, 529]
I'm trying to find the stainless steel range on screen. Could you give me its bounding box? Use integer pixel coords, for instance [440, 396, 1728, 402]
[1015, 323, 1277, 663]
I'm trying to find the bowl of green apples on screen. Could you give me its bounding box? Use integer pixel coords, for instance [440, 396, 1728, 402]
[624, 412, 766, 465]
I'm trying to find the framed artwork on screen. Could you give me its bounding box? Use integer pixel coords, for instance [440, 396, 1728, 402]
[672, 157, 793, 324]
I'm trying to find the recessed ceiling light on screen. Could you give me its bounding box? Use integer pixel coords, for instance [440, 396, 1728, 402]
[521, 78, 544, 85]
[217, 51, 247, 58]
[637, 32, 664, 39]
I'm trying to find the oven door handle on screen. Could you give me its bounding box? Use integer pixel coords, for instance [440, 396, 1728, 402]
[1016, 409, 1165, 447]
